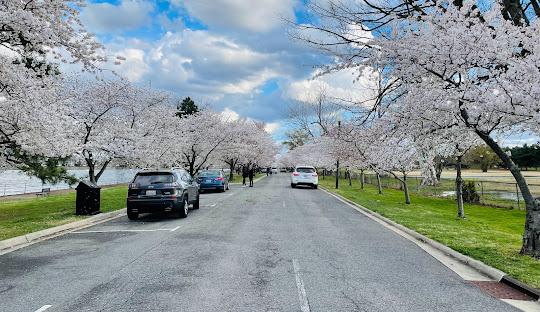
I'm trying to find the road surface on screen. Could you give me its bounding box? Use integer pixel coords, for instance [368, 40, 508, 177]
[0, 174, 517, 311]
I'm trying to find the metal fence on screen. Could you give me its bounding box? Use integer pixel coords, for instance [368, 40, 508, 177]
[328, 171, 539, 210]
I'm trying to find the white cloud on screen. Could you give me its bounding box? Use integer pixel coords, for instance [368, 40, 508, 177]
[264, 122, 281, 134]
[181, 0, 296, 32]
[285, 67, 379, 106]
[113, 48, 150, 82]
[222, 107, 240, 121]
[139, 30, 283, 95]
[81, 0, 154, 33]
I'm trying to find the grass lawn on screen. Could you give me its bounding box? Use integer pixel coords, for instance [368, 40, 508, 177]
[0, 185, 127, 241]
[319, 177, 540, 289]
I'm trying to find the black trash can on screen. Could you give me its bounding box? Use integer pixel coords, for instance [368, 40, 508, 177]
[76, 181, 101, 215]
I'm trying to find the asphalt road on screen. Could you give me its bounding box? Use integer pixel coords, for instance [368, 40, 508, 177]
[0, 174, 517, 312]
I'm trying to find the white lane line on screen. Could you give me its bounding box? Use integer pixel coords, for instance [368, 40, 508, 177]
[71, 228, 176, 234]
[170, 226, 180, 232]
[34, 305, 52, 312]
[282, 201, 286, 208]
[210, 203, 217, 207]
[292, 259, 311, 312]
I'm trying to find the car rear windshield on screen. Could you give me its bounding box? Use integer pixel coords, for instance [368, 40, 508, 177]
[197, 170, 220, 177]
[133, 172, 174, 184]
[297, 167, 315, 173]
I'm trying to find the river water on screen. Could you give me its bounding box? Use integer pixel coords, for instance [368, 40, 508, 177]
[0, 168, 138, 196]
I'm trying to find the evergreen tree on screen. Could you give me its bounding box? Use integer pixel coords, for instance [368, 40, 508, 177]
[176, 97, 199, 118]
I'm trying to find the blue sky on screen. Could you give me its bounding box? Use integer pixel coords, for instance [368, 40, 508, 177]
[79, 0, 336, 141]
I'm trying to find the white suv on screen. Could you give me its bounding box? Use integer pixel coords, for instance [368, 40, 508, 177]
[291, 165, 318, 189]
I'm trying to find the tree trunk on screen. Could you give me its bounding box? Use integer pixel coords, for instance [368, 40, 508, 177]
[189, 160, 195, 177]
[94, 159, 111, 183]
[228, 159, 235, 181]
[456, 155, 465, 219]
[348, 169, 352, 186]
[85, 152, 96, 184]
[335, 160, 339, 189]
[88, 165, 96, 184]
[360, 169, 365, 190]
[477, 130, 540, 257]
[376, 173, 382, 194]
[403, 173, 411, 204]
[435, 157, 443, 181]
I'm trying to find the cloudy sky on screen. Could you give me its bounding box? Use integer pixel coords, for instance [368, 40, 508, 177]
[79, 0, 367, 141]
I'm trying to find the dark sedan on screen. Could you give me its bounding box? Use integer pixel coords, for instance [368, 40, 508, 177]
[196, 170, 229, 192]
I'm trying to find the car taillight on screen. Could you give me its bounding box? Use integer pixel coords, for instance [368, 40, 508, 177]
[215, 177, 224, 181]
[292, 173, 299, 176]
[312, 173, 318, 177]
[129, 183, 138, 189]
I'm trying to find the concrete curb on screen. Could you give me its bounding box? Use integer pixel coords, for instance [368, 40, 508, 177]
[0, 208, 126, 254]
[320, 186, 540, 300]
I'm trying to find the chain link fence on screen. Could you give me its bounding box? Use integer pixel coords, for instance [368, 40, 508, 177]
[324, 170, 540, 210]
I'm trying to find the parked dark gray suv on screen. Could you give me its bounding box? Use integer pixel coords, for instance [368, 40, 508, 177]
[126, 168, 199, 220]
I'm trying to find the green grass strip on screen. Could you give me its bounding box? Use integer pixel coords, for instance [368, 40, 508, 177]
[0, 185, 127, 241]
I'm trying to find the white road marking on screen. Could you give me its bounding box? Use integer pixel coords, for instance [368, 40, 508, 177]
[34, 305, 52, 312]
[282, 201, 286, 208]
[292, 259, 311, 312]
[210, 203, 217, 207]
[71, 228, 177, 234]
[170, 226, 180, 232]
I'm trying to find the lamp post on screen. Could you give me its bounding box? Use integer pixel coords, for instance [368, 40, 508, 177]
[335, 120, 341, 189]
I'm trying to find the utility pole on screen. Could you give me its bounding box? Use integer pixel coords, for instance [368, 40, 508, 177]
[335, 120, 341, 189]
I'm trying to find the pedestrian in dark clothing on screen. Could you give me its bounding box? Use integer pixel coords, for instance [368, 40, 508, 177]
[266, 167, 270, 176]
[242, 166, 248, 186]
[248, 167, 255, 187]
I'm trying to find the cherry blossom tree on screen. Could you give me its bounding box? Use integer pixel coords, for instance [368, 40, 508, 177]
[373, 4, 540, 254]
[297, 0, 540, 256]
[146, 110, 233, 176]
[64, 78, 170, 183]
[0, 0, 108, 166]
[220, 119, 277, 180]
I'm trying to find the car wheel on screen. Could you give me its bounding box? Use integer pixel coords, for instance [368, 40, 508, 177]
[313, 184, 318, 189]
[127, 210, 138, 220]
[291, 183, 296, 188]
[192, 194, 200, 210]
[178, 196, 189, 218]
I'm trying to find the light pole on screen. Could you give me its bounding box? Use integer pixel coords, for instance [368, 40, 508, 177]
[335, 120, 341, 189]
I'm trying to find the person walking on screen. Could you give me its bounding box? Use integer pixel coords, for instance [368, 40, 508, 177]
[248, 166, 255, 187]
[266, 167, 270, 176]
[242, 165, 248, 186]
